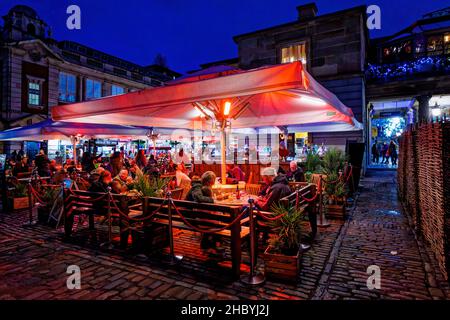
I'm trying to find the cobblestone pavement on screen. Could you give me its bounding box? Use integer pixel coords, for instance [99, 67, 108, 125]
[0, 170, 449, 300]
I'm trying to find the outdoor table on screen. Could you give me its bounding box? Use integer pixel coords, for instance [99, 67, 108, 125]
[212, 182, 246, 195]
[214, 192, 255, 207]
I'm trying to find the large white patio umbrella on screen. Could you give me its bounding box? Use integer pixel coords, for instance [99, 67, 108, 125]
[52, 62, 362, 183]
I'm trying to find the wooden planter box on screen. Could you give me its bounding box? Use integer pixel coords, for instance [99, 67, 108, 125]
[263, 246, 300, 282]
[326, 204, 346, 219]
[10, 197, 29, 211]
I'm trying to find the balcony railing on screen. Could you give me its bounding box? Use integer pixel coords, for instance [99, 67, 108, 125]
[366, 54, 450, 83]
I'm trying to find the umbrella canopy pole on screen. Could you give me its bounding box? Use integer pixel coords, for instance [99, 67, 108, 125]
[220, 126, 227, 185]
[70, 136, 77, 165]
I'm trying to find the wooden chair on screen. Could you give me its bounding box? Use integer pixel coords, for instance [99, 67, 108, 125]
[245, 183, 262, 196]
[170, 188, 184, 200]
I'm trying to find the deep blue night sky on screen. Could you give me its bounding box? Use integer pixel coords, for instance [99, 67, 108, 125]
[1, 0, 448, 73]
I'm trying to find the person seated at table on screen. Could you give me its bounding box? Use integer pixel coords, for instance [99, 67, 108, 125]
[64, 159, 77, 174]
[49, 159, 58, 175]
[88, 170, 112, 193]
[52, 169, 66, 185]
[286, 161, 305, 182]
[111, 180, 127, 194]
[114, 169, 133, 191]
[12, 156, 29, 176]
[185, 171, 215, 203]
[226, 164, 246, 182]
[255, 167, 291, 211]
[135, 150, 147, 170]
[185, 171, 225, 255]
[175, 164, 191, 199]
[128, 160, 143, 180]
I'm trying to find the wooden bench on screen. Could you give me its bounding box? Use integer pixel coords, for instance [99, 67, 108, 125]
[142, 197, 249, 278]
[257, 183, 318, 240]
[63, 189, 142, 248]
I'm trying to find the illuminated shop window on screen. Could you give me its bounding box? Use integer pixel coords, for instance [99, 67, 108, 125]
[281, 43, 307, 65]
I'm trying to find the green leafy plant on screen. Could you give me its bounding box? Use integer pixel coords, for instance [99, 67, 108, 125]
[267, 204, 305, 255]
[305, 153, 322, 173]
[131, 172, 171, 198]
[12, 183, 28, 197]
[321, 148, 347, 176]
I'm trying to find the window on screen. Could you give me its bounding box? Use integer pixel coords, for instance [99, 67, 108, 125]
[445, 33, 450, 54]
[59, 72, 77, 102]
[85, 79, 102, 100]
[281, 43, 307, 65]
[111, 85, 125, 96]
[427, 36, 443, 55]
[28, 81, 41, 106]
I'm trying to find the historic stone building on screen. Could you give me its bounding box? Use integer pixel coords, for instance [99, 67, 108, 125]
[202, 4, 368, 150]
[0, 5, 180, 154]
[199, 3, 450, 167]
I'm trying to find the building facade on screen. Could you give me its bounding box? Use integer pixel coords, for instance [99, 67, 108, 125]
[0, 5, 180, 155]
[199, 3, 450, 167]
[202, 4, 368, 152]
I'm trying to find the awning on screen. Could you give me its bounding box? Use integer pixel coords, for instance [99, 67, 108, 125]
[0, 119, 155, 141]
[51, 62, 362, 132]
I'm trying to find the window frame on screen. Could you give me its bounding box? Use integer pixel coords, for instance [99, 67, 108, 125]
[278, 41, 309, 67]
[85, 78, 102, 100]
[26, 75, 44, 108]
[111, 84, 125, 96]
[59, 72, 77, 103]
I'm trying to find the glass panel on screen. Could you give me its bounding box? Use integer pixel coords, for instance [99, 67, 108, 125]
[111, 85, 124, 96]
[281, 43, 307, 65]
[86, 79, 101, 100]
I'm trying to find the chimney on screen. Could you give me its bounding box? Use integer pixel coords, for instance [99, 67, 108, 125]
[296, 3, 318, 20]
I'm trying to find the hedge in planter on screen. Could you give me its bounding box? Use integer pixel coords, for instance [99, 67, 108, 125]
[263, 204, 305, 282]
[10, 183, 29, 211]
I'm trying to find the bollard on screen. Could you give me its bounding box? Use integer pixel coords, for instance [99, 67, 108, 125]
[241, 198, 265, 285]
[167, 191, 183, 265]
[101, 187, 114, 249]
[22, 180, 37, 227]
[317, 175, 330, 228]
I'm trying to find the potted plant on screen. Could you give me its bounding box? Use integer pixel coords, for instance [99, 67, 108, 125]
[10, 183, 29, 210]
[263, 204, 305, 282]
[304, 153, 322, 182]
[321, 148, 348, 219]
[130, 172, 172, 251]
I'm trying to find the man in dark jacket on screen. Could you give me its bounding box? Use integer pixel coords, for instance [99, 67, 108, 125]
[256, 167, 291, 211]
[185, 171, 215, 203]
[286, 161, 304, 183]
[35, 149, 50, 177]
[185, 171, 218, 252]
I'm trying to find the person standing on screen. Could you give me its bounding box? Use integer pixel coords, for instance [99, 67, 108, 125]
[371, 142, 379, 164]
[35, 149, 51, 177]
[389, 141, 398, 166]
[381, 143, 388, 164]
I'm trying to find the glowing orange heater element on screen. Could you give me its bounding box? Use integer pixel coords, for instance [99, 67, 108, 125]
[223, 101, 231, 116]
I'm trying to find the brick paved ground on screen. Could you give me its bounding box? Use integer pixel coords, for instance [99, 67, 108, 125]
[0, 170, 449, 300]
